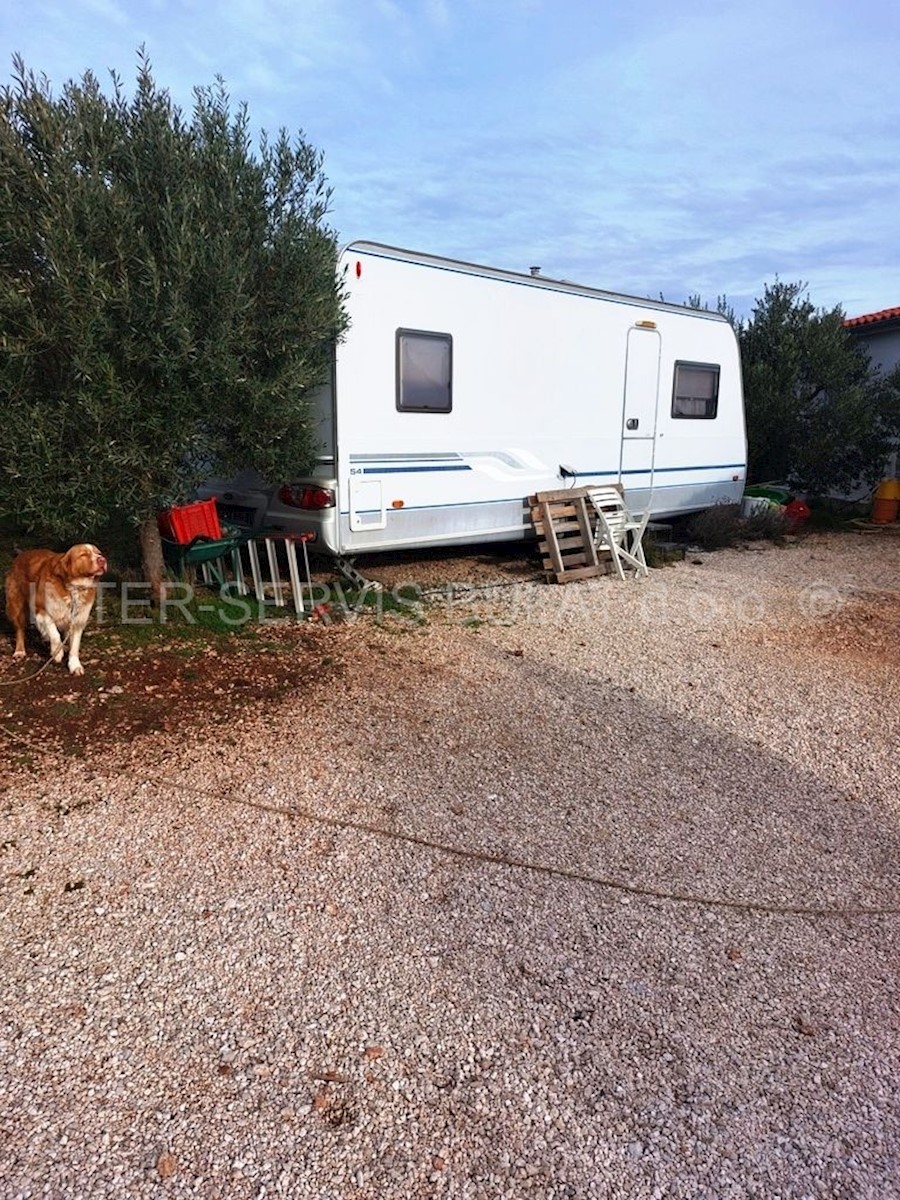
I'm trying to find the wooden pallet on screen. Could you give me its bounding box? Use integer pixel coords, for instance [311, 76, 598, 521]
[530, 487, 602, 583]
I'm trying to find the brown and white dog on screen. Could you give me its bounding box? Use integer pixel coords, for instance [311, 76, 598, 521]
[5, 544, 107, 676]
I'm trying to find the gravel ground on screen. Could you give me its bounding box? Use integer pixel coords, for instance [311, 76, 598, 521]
[1, 531, 898, 1199]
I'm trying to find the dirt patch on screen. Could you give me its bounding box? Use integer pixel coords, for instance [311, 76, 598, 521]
[0, 542, 536, 790]
[0, 624, 341, 788]
[763, 591, 900, 665]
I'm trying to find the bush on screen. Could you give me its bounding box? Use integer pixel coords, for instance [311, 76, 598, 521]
[685, 503, 744, 549]
[741, 506, 788, 542]
[740, 281, 900, 493]
[685, 501, 787, 550]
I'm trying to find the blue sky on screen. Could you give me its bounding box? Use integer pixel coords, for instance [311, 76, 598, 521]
[3, 0, 898, 319]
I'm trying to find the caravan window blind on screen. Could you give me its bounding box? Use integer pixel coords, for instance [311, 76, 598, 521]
[672, 362, 720, 419]
[396, 329, 453, 413]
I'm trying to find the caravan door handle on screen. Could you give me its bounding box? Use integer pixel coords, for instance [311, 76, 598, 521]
[626, 418, 639, 430]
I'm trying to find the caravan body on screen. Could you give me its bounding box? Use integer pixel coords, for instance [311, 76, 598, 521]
[210, 241, 746, 554]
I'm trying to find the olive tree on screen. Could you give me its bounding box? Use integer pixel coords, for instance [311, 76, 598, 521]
[0, 52, 346, 592]
[740, 280, 900, 492]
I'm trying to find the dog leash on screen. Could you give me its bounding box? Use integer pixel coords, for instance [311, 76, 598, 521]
[0, 631, 72, 687]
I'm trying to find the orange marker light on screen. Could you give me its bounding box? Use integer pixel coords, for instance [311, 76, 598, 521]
[391, 499, 405, 509]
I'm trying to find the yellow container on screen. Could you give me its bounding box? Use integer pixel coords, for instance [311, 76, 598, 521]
[871, 478, 900, 524]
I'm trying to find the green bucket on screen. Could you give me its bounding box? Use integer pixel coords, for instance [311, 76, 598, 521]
[743, 485, 790, 503]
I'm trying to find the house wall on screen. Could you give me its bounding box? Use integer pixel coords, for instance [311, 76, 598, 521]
[850, 323, 900, 480]
[855, 326, 900, 376]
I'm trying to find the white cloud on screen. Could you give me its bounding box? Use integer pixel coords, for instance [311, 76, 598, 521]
[2, 0, 899, 314]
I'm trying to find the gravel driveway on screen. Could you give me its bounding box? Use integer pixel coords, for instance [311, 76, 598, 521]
[1, 532, 898, 1199]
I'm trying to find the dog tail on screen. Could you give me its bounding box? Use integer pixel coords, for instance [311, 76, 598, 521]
[5, 572, 28, 632]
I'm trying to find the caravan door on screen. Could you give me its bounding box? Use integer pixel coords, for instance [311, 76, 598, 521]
[619, 325, 661, 490]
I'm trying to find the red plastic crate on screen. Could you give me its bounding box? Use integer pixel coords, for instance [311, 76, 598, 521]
[157, 498, 223, 544]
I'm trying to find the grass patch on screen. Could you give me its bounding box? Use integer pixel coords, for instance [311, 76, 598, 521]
[90, 582, 301, 649]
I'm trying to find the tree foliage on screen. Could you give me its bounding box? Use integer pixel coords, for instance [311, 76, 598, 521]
[0, 51, 346, 548]
[740, 280, 900, 492]
[684, 280, 900, 492]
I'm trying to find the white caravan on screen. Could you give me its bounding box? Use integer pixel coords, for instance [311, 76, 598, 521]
[205, 241, 746, 560]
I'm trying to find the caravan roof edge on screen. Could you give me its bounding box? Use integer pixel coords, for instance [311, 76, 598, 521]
[341, 239, 730, 323]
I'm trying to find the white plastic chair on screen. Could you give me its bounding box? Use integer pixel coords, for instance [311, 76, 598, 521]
[586, 484, 650, 580]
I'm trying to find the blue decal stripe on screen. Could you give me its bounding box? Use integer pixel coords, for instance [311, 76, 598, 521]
[362, 464, 472, 474]
[356, 461, 744, 477]
[339, 476, 743, 515]
[580, 462, 746, 478]
[646, 461, 745, 474]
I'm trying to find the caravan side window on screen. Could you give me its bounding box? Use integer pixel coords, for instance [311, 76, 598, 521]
[396, 329, 452, 413]
[672, 362, 720, 419]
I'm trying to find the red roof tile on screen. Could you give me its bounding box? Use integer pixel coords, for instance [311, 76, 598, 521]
[844, 306, 900, 328]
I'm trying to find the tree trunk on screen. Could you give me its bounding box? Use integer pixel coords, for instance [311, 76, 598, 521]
[139, 515, 166, 606]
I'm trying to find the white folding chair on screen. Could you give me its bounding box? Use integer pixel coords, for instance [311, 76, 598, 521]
[586, 484, 650, 580]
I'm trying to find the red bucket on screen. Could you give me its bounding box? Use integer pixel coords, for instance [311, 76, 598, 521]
[783, 498, 811, 531]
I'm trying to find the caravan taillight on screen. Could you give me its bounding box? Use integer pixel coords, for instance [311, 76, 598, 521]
[278, 484, 336, 510]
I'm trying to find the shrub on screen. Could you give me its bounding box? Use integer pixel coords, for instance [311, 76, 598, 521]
[685, 501, 787, 550]
[685, 503, 744, 549]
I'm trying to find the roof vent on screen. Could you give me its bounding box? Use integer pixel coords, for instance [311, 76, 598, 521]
[529, 266, 541, 277]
